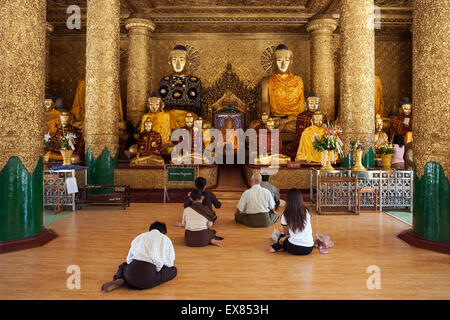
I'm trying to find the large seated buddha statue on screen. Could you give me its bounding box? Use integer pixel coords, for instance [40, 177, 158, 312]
[130, 118, 165, 166]
[44, 112, 84, 164]
[260, 44, 305, 141]
[295, 111, 326, 163]
[139, 92, 173, 155]
[390, 97, 413, 144]
[159, 45, 201, 130]
[255, 118, 290, 165]
[283, 91, 327, 160]
[44, 98, 61, 136]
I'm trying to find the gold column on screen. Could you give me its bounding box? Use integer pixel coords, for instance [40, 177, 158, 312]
[125, 17, 155, 127]
[0, 0, 46, 173]
[338, 0, 375, 155]
[306, 15, 338, 120]
[412, 0, 449, 179]
[85, 0, 120, 158]
[45, 22, 54, 93]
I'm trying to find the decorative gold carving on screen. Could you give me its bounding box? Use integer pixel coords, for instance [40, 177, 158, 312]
[260, 45, 276, 74]
[184, 44, 201, 74]
[243, 165, 311, 190]
[412, 0, 449, 179]
[0, 0, 46, 173]
[85, 0, 120, 158]
[338, 0, 375, 155]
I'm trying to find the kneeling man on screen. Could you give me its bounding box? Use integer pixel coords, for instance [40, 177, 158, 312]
[235, 173, 278, 227]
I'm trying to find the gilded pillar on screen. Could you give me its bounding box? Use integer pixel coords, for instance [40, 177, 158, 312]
[85, 0, 120, 189]
[125, 17, 155, 127]
[45, 22, 54, 93]
[306, 15, 338, 120]
[406, 0, 449, 244]
[338, 0, 375, 168]
[0, 0, 55, 248]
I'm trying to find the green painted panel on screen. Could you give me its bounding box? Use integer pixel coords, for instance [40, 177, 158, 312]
[86, 148, 118, 194]
[0, 157, 43, 242]
[341, 152, 353, 169]
[362, 148, 375, 169]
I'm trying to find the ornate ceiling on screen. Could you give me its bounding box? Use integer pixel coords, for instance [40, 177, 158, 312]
[47, 0, 412, 34]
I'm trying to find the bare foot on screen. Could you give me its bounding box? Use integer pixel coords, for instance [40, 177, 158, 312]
[101, 278, 124, 292]
[210, 239, 224, 247]
[266, 246, 276, 253]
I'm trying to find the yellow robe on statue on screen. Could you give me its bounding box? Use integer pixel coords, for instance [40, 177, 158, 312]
[268, 73, 305, 116]
[296, 125, 326, 163]
[140, 112, 172, 144]
[71, 79, 124, 123]
[44, 109, 62, 136]
[375, 75, 385, 117]
[169, 110, 198, 130]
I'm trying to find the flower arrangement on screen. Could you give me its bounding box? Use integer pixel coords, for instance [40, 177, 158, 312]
[350, 140, 364, 151]
[375, 143, 394, 155]
[44, 133, 51, 150]
[59, 131, 77, 151]
[312, 121, 344, 158]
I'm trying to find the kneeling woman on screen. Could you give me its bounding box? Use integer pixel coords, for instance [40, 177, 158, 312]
[177, 189, 224, 247]
[101, 221, 177, 292]
[267, 188, 314, 255]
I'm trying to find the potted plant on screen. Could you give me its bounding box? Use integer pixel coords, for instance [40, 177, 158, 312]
[312, 122, 344, 171]
[350, 140, 367, 171]
[59, 131, 77, 165]
[375, 143, 395, 171]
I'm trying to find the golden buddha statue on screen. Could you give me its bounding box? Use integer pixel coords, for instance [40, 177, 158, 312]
[295, 111, 326, 163]
[139, 93, 172, 148]
[375, 75, 385, 117]
[256, 118, 291, 165]
[171, 112, 205, 164]
[220, 116, 239, 150]
[390, 97, 413, 144]
[159, 45, 201, 130]
[374, 114, 389, 147]
[261, 44, 305, 139]
[130, 119, 165, 166]
[249, 112, 269, 130]
[44, 98, 61, 136]
[201, 118, 212, 147]
[44, 112, 84, 163]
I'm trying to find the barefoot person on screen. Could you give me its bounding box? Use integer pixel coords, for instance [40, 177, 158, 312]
[184, 177, 221, 221]
[177, 189, 224, 247]
[235, 173, 278, 227]
[101, 221, 177, 292]
[267, 188, 314, 255]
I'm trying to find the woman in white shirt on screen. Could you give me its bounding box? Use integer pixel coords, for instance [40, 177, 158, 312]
[267, 188, 314, 255]
[101, 221, 177, 292]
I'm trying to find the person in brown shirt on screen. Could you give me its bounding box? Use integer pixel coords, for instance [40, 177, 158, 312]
[183, 177, 221, 221]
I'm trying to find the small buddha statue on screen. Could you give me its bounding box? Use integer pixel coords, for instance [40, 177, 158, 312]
[171, 112, 204, 164]
[159, 45, 201, 130]
[249, 112, 269, 130]
[45, 112, 85, 163]
[295, 111, 327, 163]
[220, 117, 239, 150]
[44, 98, 61, 136]
[130, 119, 165, 166]
[261, 44, 305, 139]
[374, 114, 389, 147]
[282, 91, 327, 160]
[375, 75, 385, 117]
[256, 118, 290, 165]
[390, 97, 413, 143]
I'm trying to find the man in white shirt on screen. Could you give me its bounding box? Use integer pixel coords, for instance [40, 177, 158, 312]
[101, 221, 177, 292]
[234, 173, 279, 227]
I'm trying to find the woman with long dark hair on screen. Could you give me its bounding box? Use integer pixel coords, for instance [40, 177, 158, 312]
[267, 188, 314, 255]
[392, 134, 405, 170]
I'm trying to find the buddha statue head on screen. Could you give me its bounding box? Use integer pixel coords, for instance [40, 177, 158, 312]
[399, 97, 412, 116]
[306, 91, 319, 112]
[60, 112, 72, 128]
[185, 112, 194, 128]
[311, 111, 324, 127]
[375, 114, 384, 133]
[169, 45, 188, 75]
[148, 92, 164, 113]
[261, 112, 269, 125]
[44, 99, 55, 112]
[195, 117, 203, 128]
[143, 118, 153, 132]
[266, 118, 275, 131]
[273, 44, 293, 74]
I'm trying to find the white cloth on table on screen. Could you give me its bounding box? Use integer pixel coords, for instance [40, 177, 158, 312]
[126, 229, 175, 272]
[65, 177, 78, 194]
[237, 184, 275, 214]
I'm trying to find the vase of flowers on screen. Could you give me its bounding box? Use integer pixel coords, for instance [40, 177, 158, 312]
[312, 122, 344, 171]
[375, 143, 395, 171]
[350, 140, 367, 171]
[59, 131, 77, 166]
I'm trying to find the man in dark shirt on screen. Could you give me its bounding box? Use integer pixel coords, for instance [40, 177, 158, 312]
[184, 177, 221, 221]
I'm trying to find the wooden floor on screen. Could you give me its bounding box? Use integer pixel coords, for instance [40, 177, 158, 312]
[0, 167, 449, 300]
